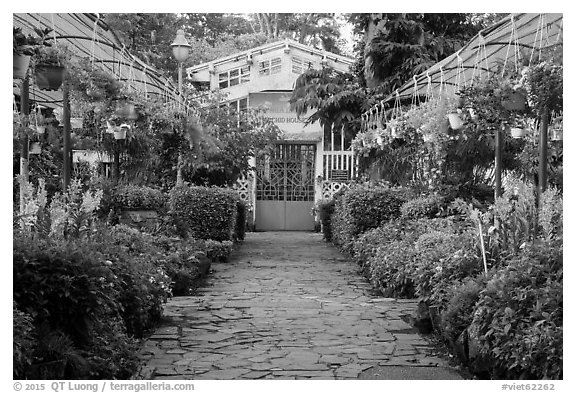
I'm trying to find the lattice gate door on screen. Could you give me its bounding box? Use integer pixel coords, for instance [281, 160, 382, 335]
[255, 143, 316, 230]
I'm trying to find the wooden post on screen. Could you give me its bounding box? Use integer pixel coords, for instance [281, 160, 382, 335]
[62, 78, 71, 190]
[19, 76, 30, 214]
[494, 125, 503, 199]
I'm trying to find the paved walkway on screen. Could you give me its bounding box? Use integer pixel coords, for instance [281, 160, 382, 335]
[137, 232, 463, 380]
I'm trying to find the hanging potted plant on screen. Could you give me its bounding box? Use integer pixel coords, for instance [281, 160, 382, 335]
[447, 109, 464, 130]
[550, 115, 563, 141]
[13, 27, 52, 79]
[29, 141, 42, 155]
[33, 112, 47, 134]
[34, 45, 68, 91]
[114, 123, 129, 140]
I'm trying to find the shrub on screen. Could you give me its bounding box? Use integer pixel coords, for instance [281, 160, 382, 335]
[169, 185, 239, 241]
[204, 239, 234, 262]
[12, 236, 139, 378]
[235, 200, 247, 242]
[331, 183, 404, 253]
[440, 276, 487, 343]
[470, 240, 563, 379]
[316, 198, 336, 242]
[13, 304, 36, 379]
[112, 184, 167, 211]
[401, 193, 446, 219]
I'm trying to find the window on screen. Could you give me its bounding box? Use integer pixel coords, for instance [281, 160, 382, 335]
[292, 56, 313, 74]
[218, 66, 250, 89]
[259, 57, 282, 76]
[221, 97, 249, 113]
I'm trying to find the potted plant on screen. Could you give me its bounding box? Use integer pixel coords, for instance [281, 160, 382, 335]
[32, 112, 47, 134]
[447, 109, 464, 130]
[13, 27, 51, 79]
[114, 123, 129, 140]
[34, 45, 68, 90]
[550, 115, 562, 141]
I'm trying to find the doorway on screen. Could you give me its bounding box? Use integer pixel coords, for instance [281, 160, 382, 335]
[255, 143, 316, 230]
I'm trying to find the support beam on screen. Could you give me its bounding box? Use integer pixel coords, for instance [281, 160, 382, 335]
[62, 78, 71, 190]
[538, 110, 549, 204]
[494, 126, 503, 199]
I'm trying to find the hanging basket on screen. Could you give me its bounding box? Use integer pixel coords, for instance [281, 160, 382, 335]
[13, 54, 31, 79]
[35, 125, 46, 134]
[510, 127, 527, 139]
[114, 128, 127, 140]
[447, 112, 464, 130]
[550, 128, 563, 141]
[35, 64, 65, 91]
[70, 117, 84, 129]
[29, 142, 42, 155]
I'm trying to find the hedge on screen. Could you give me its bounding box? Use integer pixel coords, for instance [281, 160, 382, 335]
[169, 185, 240, 241]
[337, 183, 563, 379]
[331, 183, 404, 253]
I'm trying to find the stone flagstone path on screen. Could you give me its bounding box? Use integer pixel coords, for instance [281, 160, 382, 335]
[136, 232, 463, 380]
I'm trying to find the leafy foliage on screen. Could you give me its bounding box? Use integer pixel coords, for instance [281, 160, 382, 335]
[168, 185, 240, 241]
[111, 184, 167, 211]
[331, 183, 404, 253]
[471, 241, 562, 379]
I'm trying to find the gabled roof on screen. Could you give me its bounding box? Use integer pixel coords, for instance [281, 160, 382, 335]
[186, 38, 354, 76]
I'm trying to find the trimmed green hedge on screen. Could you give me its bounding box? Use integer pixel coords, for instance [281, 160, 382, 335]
[400, 193, 446, 219]
[331, 183, 405, 253]
[112, 184, 167, 211]
[169, 185, 240, 241]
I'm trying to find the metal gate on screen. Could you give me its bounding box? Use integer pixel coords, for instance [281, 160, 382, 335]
[255, 143, 316, 230]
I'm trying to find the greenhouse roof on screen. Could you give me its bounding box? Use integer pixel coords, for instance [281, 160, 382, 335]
[376, 13, 563, 109]
[13, 13, 180, 109]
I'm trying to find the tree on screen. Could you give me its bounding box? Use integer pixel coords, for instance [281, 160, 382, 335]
[250, 13, 344, 54]
[348, 13, 490, 91]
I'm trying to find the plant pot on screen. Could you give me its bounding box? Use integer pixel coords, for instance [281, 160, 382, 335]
[35, 125, 46, 134]
[447, 113, 464, 130]
[550, 128, 563, 141]
[70, 117, 83, 129]
[502, 92, 526, 111]
[29, 142, 41, 154]
[114, 129, 127, 140]
[391, 128, 404, 139]
[510, 127, 526, 139]
[13, 54, 31, 79]
[35, 64, 65, 90]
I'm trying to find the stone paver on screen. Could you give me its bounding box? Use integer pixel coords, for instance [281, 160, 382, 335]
[136, 232, 463, 380]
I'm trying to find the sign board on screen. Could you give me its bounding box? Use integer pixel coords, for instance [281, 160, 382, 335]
[249, 92, 322, 139]
[329, 169, 349, 182]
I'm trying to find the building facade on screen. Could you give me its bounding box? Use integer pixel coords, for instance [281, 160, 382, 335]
[187, 39, 356, 231]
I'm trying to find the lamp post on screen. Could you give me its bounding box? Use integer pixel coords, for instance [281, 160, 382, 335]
[171, 29, 191, 186]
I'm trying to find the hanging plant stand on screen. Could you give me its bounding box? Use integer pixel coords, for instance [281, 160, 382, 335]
[35, 64, 65, 90]
[13, 54, 31, 79]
